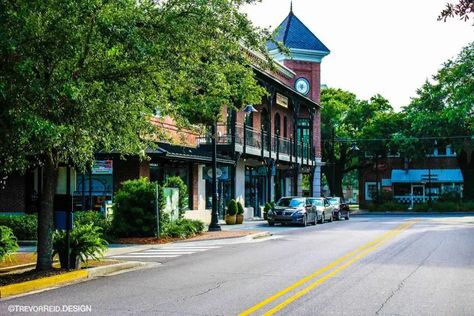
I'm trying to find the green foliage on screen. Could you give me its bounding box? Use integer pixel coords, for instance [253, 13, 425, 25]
[320, 88, 399, 196]
[237, 201, 245, 215]
[0, 225, 19, 262]
[0, 214, 37, 240]
[74, 211, 113, 241]
[112, 178, 169, 237]
[438, 191, 462, 202]
[162, 219, 205, 239]
[111, 178, 170, 237]
[226, 199, 238, 216]
[0, 0, 269, 269]
[0, 0, 269, 176]
[412, 203, 430, 212]
[396, 42, 474, 198]
[373, 190, 394, 204]
[53, 222, 108, 264]
[459, 201, 474, 211]
[431, 202, 460, 212]
[163, 176, 188, 218]
[368, 202, 407, 212]
[264, 202, 273, 213]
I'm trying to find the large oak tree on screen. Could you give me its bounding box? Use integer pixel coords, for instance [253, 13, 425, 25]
[0, 0, 268, 271]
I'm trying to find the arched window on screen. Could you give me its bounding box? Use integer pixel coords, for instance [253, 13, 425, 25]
[274, 113, 281, 136]
[283, 116, 288, 138]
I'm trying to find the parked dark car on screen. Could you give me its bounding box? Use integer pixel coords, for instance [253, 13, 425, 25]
[307, 197, 334, 223]
[267, 197, 317, 226]
[327, 197, 350, 220]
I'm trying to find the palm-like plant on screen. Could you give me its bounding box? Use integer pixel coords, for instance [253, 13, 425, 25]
[0, 225, 19, 262]
[53, 223, 108, 269]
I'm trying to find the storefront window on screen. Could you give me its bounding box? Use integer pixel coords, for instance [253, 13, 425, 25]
[74, 160, 113, 211]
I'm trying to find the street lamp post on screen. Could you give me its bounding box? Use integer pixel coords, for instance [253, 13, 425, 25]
[208, 120, 221, 232]
[242, 105, 257, 156]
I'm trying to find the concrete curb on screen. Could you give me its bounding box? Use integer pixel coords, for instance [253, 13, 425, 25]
[245, 231, 272, 240]
[0, 261, 147, 299]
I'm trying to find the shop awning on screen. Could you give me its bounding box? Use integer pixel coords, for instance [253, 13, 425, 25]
[391, 169, 464, 183]
[146, 143, 236, 165]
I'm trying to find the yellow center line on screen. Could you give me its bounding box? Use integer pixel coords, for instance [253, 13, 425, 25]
[239, 221, 417, 316]
[263, 221, 416, 315]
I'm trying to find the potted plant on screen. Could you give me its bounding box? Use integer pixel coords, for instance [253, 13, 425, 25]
[53, 223, 108, 269]
[236, 201, 244, 224]
[225, 199, 238, 225]
[263, 202, 272, 220]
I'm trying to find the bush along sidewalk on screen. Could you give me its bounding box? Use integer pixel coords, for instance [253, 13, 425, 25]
[0, 214, 37, 240]
[111, 178, 204, 240]
[225, 200, 238, 225]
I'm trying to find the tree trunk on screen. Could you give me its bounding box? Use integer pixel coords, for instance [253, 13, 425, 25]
[36, 154, 58, 271]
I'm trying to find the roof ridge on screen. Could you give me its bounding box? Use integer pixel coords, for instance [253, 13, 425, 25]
[282, 13, 292, 45]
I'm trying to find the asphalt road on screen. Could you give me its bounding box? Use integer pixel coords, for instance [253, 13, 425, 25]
[1, 215, 474, 316]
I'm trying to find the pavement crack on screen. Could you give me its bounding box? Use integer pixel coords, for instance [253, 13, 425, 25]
[182, 281, 226, 301]
[375, 240, 444, 315]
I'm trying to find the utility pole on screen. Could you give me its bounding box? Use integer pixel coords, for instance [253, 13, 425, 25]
[331, 126, 335, 196]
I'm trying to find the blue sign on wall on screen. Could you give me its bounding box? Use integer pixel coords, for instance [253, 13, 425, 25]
[203, 166, 230, 181]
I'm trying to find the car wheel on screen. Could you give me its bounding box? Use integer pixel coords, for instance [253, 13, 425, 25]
[302, 215, 307, 227]
[345, 212, 350, 220]
[268, 221, 275, 226]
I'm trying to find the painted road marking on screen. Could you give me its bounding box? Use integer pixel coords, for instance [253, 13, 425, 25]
[110, 255, 180, 258]
[239, 221, 417, 316]
[109, 245, 222, 260]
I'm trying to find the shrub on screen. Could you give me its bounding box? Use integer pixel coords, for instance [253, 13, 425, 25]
[112, 178, 169, 237]
[368, 201, 407, 211]
[459, 201, 474, 211]
[74, 211, 113, 241]
[264, 202, 273, 213]
[438, 191, 462, 203]
[432, 202, 459, 212]
[162, 219, 205, 239]
[373, 190, 393, 204]
[412, 203, 430, 212]
[53, 222, 108, 268]
[226, 199, 238, 216]
[0, 214, 37, 240]
[163, 176, 188, 218]
[237, 201, 244, 215]
[0, 226, 19, 262]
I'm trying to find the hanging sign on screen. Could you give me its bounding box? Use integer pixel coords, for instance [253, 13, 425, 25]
[276, 93, 289, 108]
[92, 160, 113, 175]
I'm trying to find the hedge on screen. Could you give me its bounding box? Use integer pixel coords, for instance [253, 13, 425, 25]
[0, 214, 37, 240]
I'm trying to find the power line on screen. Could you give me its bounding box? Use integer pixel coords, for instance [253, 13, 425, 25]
[326, 135, 473, 143]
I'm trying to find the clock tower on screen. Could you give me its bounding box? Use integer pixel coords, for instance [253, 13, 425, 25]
[267, 6, 330, 197]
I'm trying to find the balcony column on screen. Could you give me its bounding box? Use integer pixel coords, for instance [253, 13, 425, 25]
[292, 99, 300, 196]
[266, 85, 276, 203]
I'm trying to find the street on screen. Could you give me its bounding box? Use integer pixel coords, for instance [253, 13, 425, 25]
[2, 214, 474, 315]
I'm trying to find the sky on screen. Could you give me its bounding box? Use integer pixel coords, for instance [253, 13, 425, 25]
[242, 0, 473, 111]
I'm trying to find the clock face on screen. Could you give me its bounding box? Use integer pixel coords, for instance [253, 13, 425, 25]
[295, 77, 310, 95]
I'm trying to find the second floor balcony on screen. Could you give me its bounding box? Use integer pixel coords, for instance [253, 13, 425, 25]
[198, 123, 315, 167]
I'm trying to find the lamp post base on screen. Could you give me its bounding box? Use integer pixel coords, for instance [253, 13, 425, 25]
[208, 223, 222, 232]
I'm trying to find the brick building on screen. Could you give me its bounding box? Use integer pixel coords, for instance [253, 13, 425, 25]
[359, 146, 464, 209]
